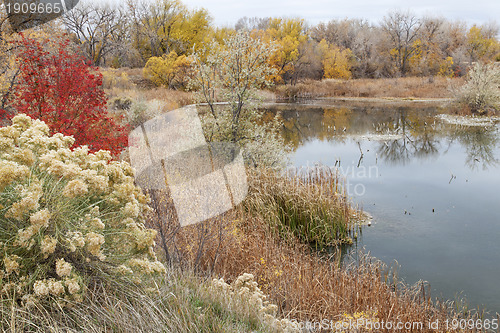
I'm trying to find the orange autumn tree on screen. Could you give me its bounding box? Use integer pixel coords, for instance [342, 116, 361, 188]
[11, 35, 128, 156]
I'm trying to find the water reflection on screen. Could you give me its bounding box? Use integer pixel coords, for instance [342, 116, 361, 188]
[267, 101, 500, 314]
[269, 104, 499, 171]
[452, 126, 499, 171]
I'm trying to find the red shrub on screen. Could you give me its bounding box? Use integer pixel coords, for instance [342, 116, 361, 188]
[12, 35, 128, 156]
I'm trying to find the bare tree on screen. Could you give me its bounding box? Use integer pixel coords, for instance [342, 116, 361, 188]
[410, 16, 447, 75]
[419, 17, 445, 49]
[351, 25, 382, 78]
[311, 18, 369, 50]
[127, 0, 183, 62]
[235, 16, 270, 31]
[311, 18, 381, 78]
[63, 2, 127, 66]
[479, 21, 500, 40]
[381, 10, 421, 76]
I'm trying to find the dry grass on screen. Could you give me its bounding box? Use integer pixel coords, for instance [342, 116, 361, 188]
[99, 68, 489, 330]
[276, 77, 464, 100]
[101, 67, 194, 115]
[0, 268, 278, 332]
[100, 67, 151, 89]
[157, 204, 480, 332]
[139, 87, 193, 110]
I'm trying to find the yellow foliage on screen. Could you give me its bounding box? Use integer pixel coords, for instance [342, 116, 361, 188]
[466, 25, 498, 62]
[264, 18, 308, 83]
[438, 57, 455, 77]
[407, 38, 446, 76]
[211, 27, 236, 44]
[407, 39, 424, 71]
[143, 51, 193, 88]
[170, 7, 212, 54]
[318, 40, 353, 79]
[130, 0, 212, 60]
[197, 27, 236, 61]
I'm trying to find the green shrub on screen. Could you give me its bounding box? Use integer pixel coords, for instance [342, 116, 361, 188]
[0, 114, 164, 308]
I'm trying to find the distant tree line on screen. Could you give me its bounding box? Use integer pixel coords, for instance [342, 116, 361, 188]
[2, 0, 500, 91]
[59, 1, 500, 84]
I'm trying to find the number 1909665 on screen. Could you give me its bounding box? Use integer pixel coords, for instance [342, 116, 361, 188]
[5, 2, 63, 15]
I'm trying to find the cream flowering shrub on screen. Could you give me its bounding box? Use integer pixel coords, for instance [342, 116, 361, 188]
[210, 273, 299, 333]
[0, 114, 164, 307]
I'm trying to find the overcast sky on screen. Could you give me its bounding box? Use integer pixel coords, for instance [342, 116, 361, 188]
[179, 0, 499, 27]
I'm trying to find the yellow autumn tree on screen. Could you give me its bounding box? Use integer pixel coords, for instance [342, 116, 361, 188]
[143, 51, 193, 89]
[129, 0, 212, 62]
[170, 7, 213, 54]
[264, 18, 308, 84]
[466, 25, 499, 63]
[406, 38, 445, 76]
[438, 56, 454, 77]
[317, 40, 353, 79]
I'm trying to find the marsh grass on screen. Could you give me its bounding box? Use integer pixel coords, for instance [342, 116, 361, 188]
[140, 165, 489, 332]
[276, 77, 463, 100]
[245, 167, 360, 248]
[92, 68, 494, 331]
[202, 211, 488, 332]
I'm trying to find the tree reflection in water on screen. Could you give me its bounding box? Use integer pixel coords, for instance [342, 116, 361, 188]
[452, 126, 499, 171]
[375, 108, 441, 165]
[266, 103, 499, 171]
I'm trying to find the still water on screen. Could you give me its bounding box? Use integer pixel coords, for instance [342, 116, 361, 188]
[268, 100, 500, 315]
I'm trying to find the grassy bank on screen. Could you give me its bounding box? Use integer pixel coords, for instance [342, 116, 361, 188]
[0, 161, 487, 332]
[142, 167, 484, 332]
[275, 77, 463, 100]
[1, 268, 290, 332]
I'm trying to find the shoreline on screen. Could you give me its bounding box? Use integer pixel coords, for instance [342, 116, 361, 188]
[271, 96, 452, 107]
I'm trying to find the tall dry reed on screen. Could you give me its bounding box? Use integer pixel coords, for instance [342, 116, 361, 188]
[275, 77, 463, 100]
[245, 167, 361, 248]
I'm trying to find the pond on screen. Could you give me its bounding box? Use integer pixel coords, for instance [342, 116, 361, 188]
[267, 100, 500, 316]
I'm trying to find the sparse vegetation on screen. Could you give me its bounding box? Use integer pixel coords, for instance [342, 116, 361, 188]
[0, 268, 292, 332]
